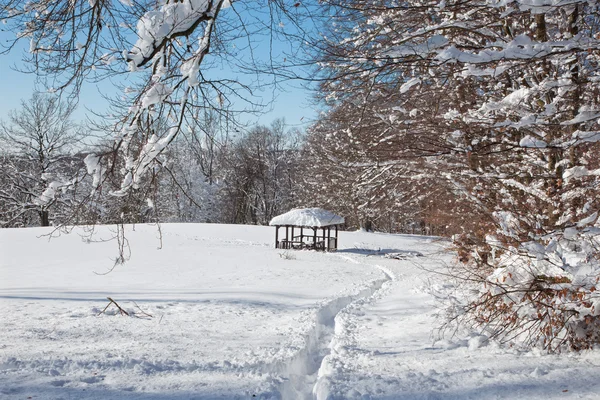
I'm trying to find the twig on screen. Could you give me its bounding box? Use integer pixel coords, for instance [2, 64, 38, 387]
[131, 300, 153, 318]
[98, 297, 130, 316]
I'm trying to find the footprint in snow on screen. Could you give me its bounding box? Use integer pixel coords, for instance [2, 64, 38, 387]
[81, 375, 105, 384]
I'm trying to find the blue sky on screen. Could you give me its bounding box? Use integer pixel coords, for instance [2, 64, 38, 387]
[0, 29, 317, 131]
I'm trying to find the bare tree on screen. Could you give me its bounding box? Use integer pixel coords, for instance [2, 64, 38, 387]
[0, 93, 80, 227]
[220, 119, 300, 225]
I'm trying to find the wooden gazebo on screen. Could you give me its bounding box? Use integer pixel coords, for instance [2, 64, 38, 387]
[269, 208, 345, 251]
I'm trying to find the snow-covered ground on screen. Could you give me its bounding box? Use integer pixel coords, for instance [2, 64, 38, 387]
[1, 224, 600, 399]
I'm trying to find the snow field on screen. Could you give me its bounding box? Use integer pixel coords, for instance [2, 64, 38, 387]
[2, 225, 600, 399]
[0, 224, 389, 399]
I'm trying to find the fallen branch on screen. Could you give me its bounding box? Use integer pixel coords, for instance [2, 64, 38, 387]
[97, 297, 154, 319]
[98, 297, 130, 316]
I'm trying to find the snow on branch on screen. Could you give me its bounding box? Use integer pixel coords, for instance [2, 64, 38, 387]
[126, 0, 223, 70]
[107, 0, 230, 196]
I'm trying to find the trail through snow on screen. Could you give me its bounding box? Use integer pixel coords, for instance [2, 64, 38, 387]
[274, 256, 393, 399]
[311, 255, 396, 400]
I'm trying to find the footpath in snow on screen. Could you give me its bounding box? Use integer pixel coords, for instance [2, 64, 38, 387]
[309, 232, 600, 400]
[1, 224, 600, 399]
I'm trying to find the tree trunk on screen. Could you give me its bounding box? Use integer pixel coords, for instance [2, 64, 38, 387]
[40, 209, 50, 227]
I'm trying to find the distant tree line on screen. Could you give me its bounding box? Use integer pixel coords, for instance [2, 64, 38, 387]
[1, 93, 447, 234]
[0, 94, 304, 229]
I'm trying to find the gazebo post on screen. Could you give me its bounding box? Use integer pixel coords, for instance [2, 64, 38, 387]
[327, 227, 331, 250]
[335, 225, 338, 250]
[313, 227, 317, 249]
[300, 227, 303, 244]
[291, 226, 295, 245]
[275, 226, 279, 249]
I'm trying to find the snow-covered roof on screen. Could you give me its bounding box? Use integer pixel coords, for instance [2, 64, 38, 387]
[269, 208, 345, 227]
